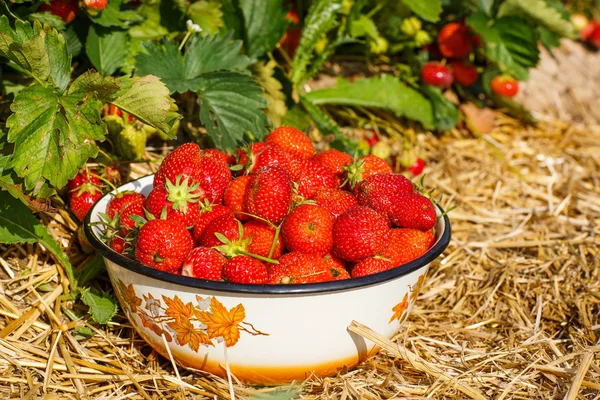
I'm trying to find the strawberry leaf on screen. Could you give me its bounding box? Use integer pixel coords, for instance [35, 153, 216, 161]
[303, 75, 435, 130]
[239, 0, 290, 59]
[6, 84, 105, 190]
[80, 287, 118, 324]
[188, 0, 224, 35]
[420, 85, 459, 131]
[497, 0, 576, 39]
[0, 190, 77, 291]
[196, 71, 268, 149]
[400, 0, 442, 23]
[86, 26, 129, 76]
[90, 0, 144, 28]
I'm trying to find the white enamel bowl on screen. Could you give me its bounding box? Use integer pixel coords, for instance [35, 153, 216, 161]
[84, 174, 451, 385]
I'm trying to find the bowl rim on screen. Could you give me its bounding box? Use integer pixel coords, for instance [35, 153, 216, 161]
[84, 174, 451, 295]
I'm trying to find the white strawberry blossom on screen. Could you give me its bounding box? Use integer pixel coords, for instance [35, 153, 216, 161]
[186, 19, 202, 33]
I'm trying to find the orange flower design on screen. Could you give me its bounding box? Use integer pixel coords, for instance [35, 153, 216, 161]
[196, 297, 246, 347]
[118, 281, 142, 313]
[167, 318, 212, 351]
[163, 295, 194, 321]
[410, 272, 427, 302]
[389, 293, 410, 323]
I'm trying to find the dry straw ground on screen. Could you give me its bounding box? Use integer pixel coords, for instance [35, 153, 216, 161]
[0, 112, 598, 399]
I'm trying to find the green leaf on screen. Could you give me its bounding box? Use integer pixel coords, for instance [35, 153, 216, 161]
[491, 94, 536, 125]
[303, 75, 434, 129]
[196, 71, 268, 150]
[73, 325, 95, 339]
[400, 0, 441, 22]
[86, 26, 129, 76]
[281, 104, 313, 132]
[473, 0, 494, 15]
[497, 0, 576, 39]
[80, 287, 118, 324]
[135, 40, 187, 92]
[219, 0, 244, 40]
[349, 15, 379, 39]
[188, 0, 224, 36]
[239, 0, 290, 59]
[466, 12, 535, 81]
[68, 70, 122, 99]
[537, 26, 561, 51]
[27, 12, 66, 31]
[90, 0, 144, 28]
[110, 75, 180, 133]
[78, 254, 106, 287]
[0, 190, 77, 290]
[6, 84, 104, 190]
[290, 0, 342, 86]
[64, 24, 84, 57]
[420, 85, 459, 131]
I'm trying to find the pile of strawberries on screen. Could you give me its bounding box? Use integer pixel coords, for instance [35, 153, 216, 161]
[100, 127, 438, 284]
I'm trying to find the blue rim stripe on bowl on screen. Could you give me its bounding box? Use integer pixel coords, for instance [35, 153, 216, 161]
[84, 174, 451, 295]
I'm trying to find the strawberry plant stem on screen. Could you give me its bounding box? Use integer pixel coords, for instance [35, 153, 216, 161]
[268, 225, 282, 259]
[238, 250, 278, 265]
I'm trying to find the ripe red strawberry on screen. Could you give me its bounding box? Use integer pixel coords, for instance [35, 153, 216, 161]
[119, 201, 145, 235]
[181, 247, 226, 281]
[294, 159, 337, 199]
[235, 142, 269, 169]
[437, 22, 472, 58]
[106, 191, 145, 219]
[154, 143, 202, 187]
[203, 149, 234, 165]
[69, 184, 102, 221]
[390, 193, 437, 231]
[312, 149, 353, 177]
[331, 206, 390, 262]
[449, 61, 478, 87]
[322, 254, 350, 281]
[343, 155, 392, 190]
[281, 204, 333, 256]
[421, 62, 454, 89]
[224, 175, 252, 221]
[244, 165, 293, 224]
[351, 257, 393, 278]
[268, 252, 344, 284]
[279, 8, 302, 57]
[491, 75, 519, 98]
[200, 213, 241, 248]
[265, 126, 315, 159]
[356, 173, 414, 223]
[83, 0, 107, 11]
[223, 256, 268, 284]
[247, 146, 293, 175]
[68, 169, 101, 192]
[378, 228, 435, 266]
[192, 204, 232, 242]
[39, 0, 78, 24]
[135, 219, 194, 273]
[145, 178, 202, 228]
[192, 156, 233, 204]
[408, 158, 425, 176]
[313, 188, 358, 219]
[243, 220, 285, 259]
[109, 236, 130, 256]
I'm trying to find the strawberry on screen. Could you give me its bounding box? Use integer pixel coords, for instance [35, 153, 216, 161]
[491, 75, 519, 98]
[135, 219, 194, 273]
[268, 252, 343, 284]
[154, 143, 202, 187]
[243, 220, 285, 259]
[378, 228, 435, 266]
[356, 173, 414, 223]
[331, 206, 390, 262]
[246, 146, 293, 175]
[192, 204, 232, 242]
[199, 213, 241, 248]
[265, 126, 315, 160]
[145, 177, 202, 228]
[390, 193, 437, 231]
[38, 0, 78, 24]
[235, 142, 269, 169]
[223, 256, 268, 284]
[223, 176, 252, 221]
[69, 184, 102, 222]
[109, 236, 130, 256]
[408, 158, 425, 176]
[279, 8, 302, 57]
[83, 0, 107, 11]
[421, 62, 454, 89]
[351, 257, 393, 278]
[194, 156, 233, 204]
[312, 149, 353, 177]
[322, 254, 350, 280]
[294, 159, 337, 199]
[114, 124, 146, 161]
[244, 165, 293, 224]
[437, 22, 472, 58]
[102, 165, 121, 185]
[181, 247, 226, 281]
[449, 61, 478, 87]
[68, 169, 101, 192]
[106, 191, 145, 219]
[313, 188, 358, 219]
[281, 204, 333, 256]
[203, 149, 234, 165]
[343, 155, 392, 190]
[119, 201, 145, 236]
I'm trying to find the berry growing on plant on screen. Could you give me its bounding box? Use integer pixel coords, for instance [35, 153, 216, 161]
[421, 62, 454, 89]
[437, 22, 472, 58]
[491, 76, 519, 98]
[69, 184, 102, 221]
[450, 61, 478, 87]
[408, 158, 426, 176]
[68, 169, 101, 192]
[83, 0, 107, 11]
[38, 0, 78, 24]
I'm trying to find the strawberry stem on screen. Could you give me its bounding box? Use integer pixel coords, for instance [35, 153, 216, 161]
[238, 250, 279, 265]
[268, 224, 282, 259]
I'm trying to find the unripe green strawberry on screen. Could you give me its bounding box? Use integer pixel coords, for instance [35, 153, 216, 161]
[104, 114, 125, 137]
[414, 30, 432, 47]
[369, 37, 388, 54]
[114, 125, 146, 161]
[401, 17, 422, 36]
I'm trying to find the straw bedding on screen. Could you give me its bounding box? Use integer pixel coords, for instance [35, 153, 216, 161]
[0, 115, 599, 399]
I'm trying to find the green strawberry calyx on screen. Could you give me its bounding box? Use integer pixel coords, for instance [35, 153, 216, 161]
[165, 175, 203, 213]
